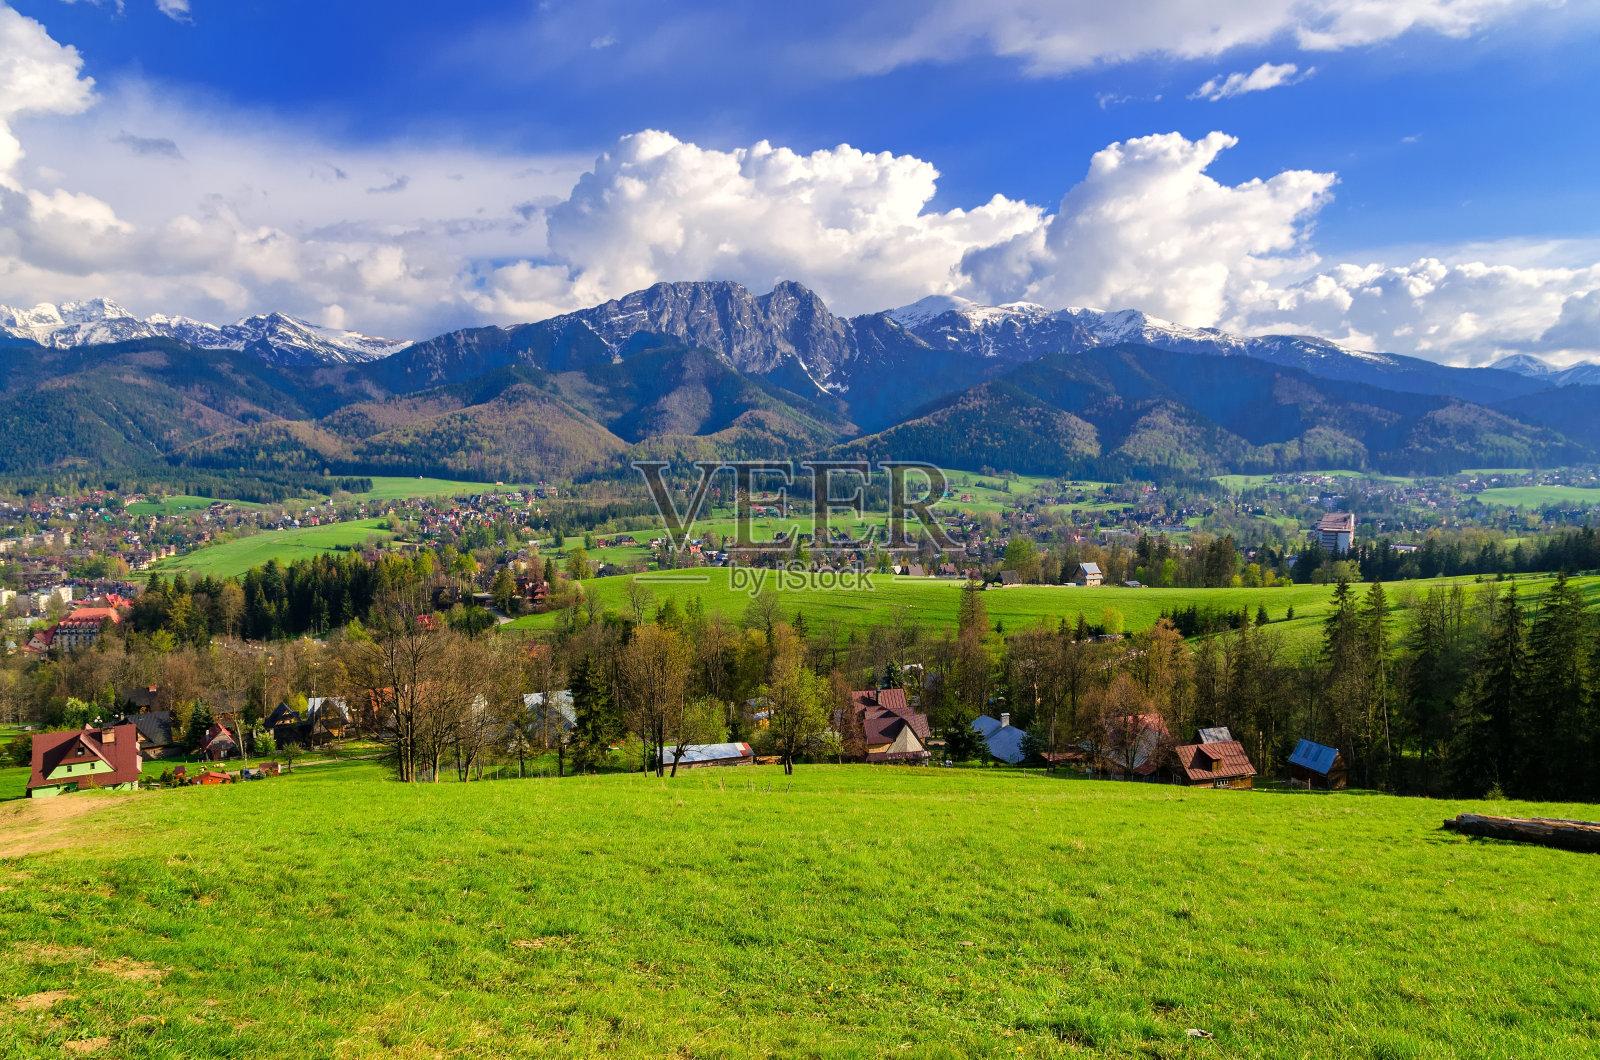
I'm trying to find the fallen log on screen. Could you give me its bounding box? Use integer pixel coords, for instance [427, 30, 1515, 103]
[1443, 814, 1600, 853]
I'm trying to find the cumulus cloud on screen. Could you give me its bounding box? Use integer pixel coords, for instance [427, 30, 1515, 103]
[1191, 62, 1310, 101]
[1226, 257, 1600, 365]
[473, 130, 1042, 319]
[0, 4, 95, 183]
[0, 2, 1595, 367]
[156, 0, 191, 23]
[829, 0, 1557, 76]
[959, 131, 1335, 326]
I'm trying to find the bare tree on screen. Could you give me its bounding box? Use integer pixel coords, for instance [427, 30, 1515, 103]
[617, 625, 690, 776]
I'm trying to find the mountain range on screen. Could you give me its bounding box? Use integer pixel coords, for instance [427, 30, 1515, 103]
[0, 299, 406, 366]
[1, 281, 1598, 481]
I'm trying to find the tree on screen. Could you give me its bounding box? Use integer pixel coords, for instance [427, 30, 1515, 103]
[1521, 573, 1591, 798]
[1452, 584, 1526, 796]
[765, 654, 829, 775]
[491, 568, 517, 614]
[618, 625, 691, 776]
[624, 578, 656, 626]
[568, 655, 616, 774]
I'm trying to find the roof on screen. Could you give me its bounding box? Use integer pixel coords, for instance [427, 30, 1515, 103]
[972, 715, 1027, 765]
[306, 697, 350, 724]
[1289, 739, 1340, 775]
[660, 742, 753, 766]
[1078, 562, 1102, 575]
[123, 710, 175, 747]
[1197, 726, 1234, 744]
[28, 723, 141, 791]
[1316, 512, 1356, 533]
[850, 688, 930, 745]
[524, 690, 576, 729]
[1171, 740, 1257, 783]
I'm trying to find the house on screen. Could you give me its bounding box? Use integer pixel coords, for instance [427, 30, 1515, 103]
[264, 701, 306, 746]
[121, 709, 179, 759]
[995, 570, 1021, 587]
[27, 723, 142, 797]
[306, 697, 351, 743]
[196, 770, 232, 785]
[658, 742, 755, 769]
[523, 690, 576, 736]
[1165, 740, 1257, 789]
[200, 722, 239, 761]
[1075, 562, 1103, 587]
[1288, 739, 1349, 790]
[850, 687, 931, 763]
[972, 713, 1028, 765]
[1316, 513, 1356, 555]
[1092, 713, 1169, 778]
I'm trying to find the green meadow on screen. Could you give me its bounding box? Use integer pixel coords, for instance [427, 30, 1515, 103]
[337, 476, 531, 503]
[511, 569, 1600, 644]
[124, 495, 264, 517]
[151, 518, 393, 579]
[1476, 485, 1600, 508]
[1, 766, 1596, 1057]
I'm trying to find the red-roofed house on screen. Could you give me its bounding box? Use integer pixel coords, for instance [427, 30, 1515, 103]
[200, 722, 239, 761]
[1164, 740, 1257, 789]
[849, 688, 930, 763]
[27, 723, 143, 798]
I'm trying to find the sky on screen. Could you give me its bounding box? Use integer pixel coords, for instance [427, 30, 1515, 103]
[0, 0, 1598, 366]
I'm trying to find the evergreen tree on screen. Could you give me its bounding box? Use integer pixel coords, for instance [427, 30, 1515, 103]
[1521, 573, 1590, 798]
[1451, 585, 1525, 796]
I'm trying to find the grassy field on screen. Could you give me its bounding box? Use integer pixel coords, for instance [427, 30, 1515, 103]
[1476, 485, 1600, 508]
[338, 476, 531, 503]
[125, 495, 267, 516]
[510, 569, 1600, 644]
[151, 518, 393, 579]
[1, 766, 1596, 1057]
[1214, 470, 1417, 492]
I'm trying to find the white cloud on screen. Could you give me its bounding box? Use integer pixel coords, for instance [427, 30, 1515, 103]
[156, 0, 191, 23]
[476, 129, 1042, 319]
[959, 131, 1335, 326]
[0, 4, 94, 184]
[0, 1, 1595, 368]
[1228, 257, 1600, 364]
[829, 0, 1557, 76]
[1191, 62, 1311, 101]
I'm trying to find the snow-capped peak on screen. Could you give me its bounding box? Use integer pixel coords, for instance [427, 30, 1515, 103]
[0, 298, 408, 364]
[1488, 353, 1557, 378]
[888, 294, 1049, 329]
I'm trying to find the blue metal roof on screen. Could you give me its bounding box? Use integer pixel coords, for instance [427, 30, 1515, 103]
[1289, 739, 1339, 775]
[972, 715, 1027, 764]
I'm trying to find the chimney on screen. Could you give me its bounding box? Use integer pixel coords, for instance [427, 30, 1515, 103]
[1000, 713, 1010, 728]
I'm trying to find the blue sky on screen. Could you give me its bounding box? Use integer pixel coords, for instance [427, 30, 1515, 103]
[2, 0, 1599, 365]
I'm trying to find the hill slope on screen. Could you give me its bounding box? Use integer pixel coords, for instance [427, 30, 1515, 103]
[1, 766, 1595, 1057]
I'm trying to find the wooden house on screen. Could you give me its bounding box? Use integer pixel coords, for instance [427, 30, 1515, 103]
[27, 723, 142, 798]
[1165, 740, 1257, 789]
[1288, 739, 1348, 789]
[1075, 562, 1103, 587]
[849, 688, 931, 763]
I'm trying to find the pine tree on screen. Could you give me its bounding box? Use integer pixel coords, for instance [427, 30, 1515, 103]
[1451, 585, 1525, 796]
[1521, 573, 1590, 799]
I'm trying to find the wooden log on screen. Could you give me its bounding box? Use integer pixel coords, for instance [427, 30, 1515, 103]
[1443, 814, 1600, 853]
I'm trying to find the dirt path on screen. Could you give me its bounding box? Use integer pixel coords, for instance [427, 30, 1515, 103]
[0, 794, 135, 859]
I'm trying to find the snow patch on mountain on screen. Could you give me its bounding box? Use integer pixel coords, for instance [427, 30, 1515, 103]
[0, 299, 408, 364]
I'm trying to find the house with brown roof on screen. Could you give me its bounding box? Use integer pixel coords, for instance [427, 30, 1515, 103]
[1164, 739, 1257, 789]
[849, 687, 931, 763]
[200, 722, 239, 761]
[27, 723, 142, 798]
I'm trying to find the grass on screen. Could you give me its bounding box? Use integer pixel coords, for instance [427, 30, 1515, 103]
[1476, 485, 1600, 508]
[336, 476, 532, 503]
[510, 569, 1600, 644]
[0, 766, 1596, 1057]
[124, 495, 265, 516]
[150, 518, 393, 579]
[1214, 470, 1417, 492]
